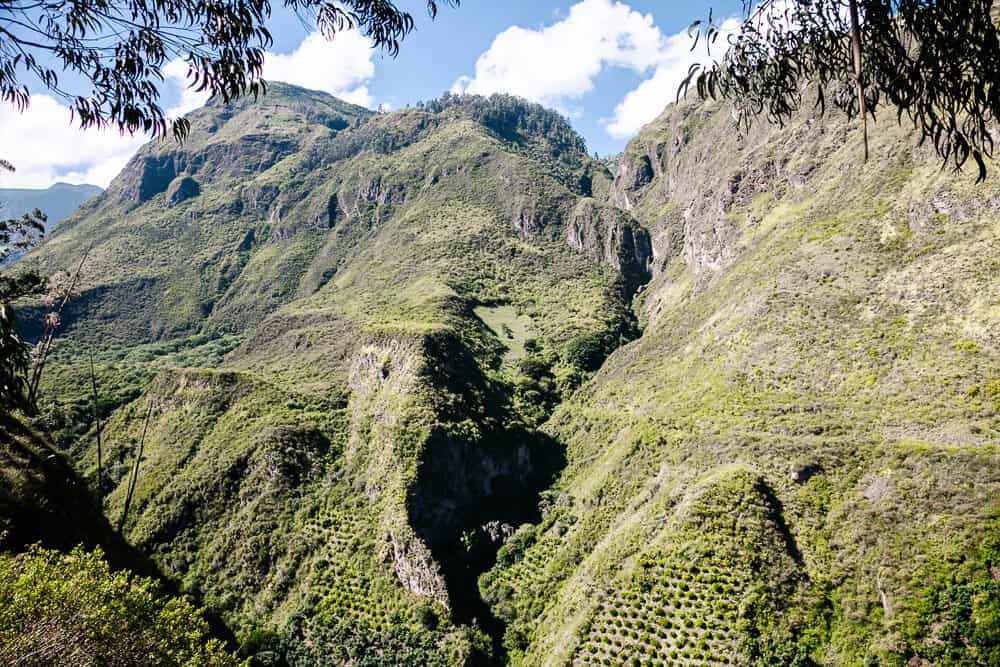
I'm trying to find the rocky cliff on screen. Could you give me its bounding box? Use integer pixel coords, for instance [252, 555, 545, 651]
[11, 82, 1000, 666]
[483, 96, 1000, 666]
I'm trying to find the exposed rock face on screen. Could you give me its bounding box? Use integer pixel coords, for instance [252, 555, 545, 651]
[164, 175, 200, 207]
[241, 182, 280, 211]
[342, 328, 567, 622]
[123, 155, 177, 204]
[606, 107, 750, 279]
[388, 528, 450, 607]
[566, 199, 653, 296]
[114, 138, 298, 206]
[409, 428, 561, 545]
[511, 201, 546, 238]
[790, 461, 822, 483]
[325, 193, 338, 228]
[347, 337, 420, 398]
[336, 174, 409, 229]
[345, 336, 452, 607]
[609, 152, 655, 210]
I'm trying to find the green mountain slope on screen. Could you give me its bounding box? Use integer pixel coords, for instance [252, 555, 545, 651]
[1, 412, 134, 560]
[0, 414, 242, 664]
[19, 84, 652, 663]
[13, 82, 1000, 666]
[483, 98, 1000, 665]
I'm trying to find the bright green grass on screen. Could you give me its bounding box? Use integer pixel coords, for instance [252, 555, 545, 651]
[473, 304, 536, 363]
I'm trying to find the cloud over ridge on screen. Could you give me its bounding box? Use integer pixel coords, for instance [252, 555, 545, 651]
[453, 0, 739, 141]
[452, 0, 663, 109]
[0, 30, 378, 189]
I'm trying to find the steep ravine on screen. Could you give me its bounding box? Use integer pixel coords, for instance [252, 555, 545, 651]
[405, 266, 654, 662]
[410, 424, 565, 661]
[20, 85, 670, 663]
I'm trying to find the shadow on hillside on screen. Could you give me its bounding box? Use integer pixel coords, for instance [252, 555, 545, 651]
[0, 412, 238, 648]
[16, 276, 175, 345]
[410, 424, 566, 665]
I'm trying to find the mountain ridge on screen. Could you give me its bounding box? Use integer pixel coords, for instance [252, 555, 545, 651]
[0, 182, 102, 232]
[15, 82, 653, 664]
[0, 182, 101, 263]
[6, 83, 999, 666]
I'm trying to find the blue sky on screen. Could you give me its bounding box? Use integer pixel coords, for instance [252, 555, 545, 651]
[331, 0, 743, 155]
[0, 0, 744, 188]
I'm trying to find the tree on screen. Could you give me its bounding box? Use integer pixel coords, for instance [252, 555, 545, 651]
[0, 544, 243, 665]
[683, 1, 1000, 180]
[0, 161, 45, 411]
[0, 0, 458, 140]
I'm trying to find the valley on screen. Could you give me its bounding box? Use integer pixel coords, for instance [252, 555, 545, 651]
[3, 82, 998, 666]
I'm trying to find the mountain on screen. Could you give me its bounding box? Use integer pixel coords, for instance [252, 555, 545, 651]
[482, 97, 1000, 665]
[19, 82, 649, 663]
[0, 182, 101, 263]
[11, 83, 999, 666]
[0, 182, 102, 231]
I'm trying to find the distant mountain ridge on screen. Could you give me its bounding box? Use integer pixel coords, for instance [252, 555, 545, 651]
[0, 182, 102, 231]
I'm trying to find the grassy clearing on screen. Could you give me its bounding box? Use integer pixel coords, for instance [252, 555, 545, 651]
[474, 304, 536, 363]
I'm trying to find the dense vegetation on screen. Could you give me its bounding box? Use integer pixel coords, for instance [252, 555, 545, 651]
[4, 75, 998, 666]
[0, 545, 242, 666]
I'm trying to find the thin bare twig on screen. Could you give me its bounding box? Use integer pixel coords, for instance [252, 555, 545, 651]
[88, 349, 104, 499]
[26, 243, 92, 408]
[848, 0, 869, 162]
[117, 399, 153, 534]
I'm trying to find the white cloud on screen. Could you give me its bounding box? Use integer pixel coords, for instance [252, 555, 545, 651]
[452, 0, 663, 109]
[0, 95, 146, 189]
[604, 17, 741, 138]
[263, 31, 376, 107]
[0, 30, 378, 189]
[454, 0, 743, 142]
[163, 59, 212, 118]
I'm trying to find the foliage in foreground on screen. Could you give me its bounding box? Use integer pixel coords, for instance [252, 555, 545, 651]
[685, 0, 1000, 179]
[0, 544, 244, 666]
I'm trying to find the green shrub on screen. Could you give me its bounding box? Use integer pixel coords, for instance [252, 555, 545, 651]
[563, 333, 607, 372]
[0, 545, 242, 666]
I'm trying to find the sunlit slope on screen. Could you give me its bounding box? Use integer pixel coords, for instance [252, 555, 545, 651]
[22, 85, 653, 663]
[484, 97, 1000, 666]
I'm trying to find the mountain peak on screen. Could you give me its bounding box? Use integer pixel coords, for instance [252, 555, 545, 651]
[204, 81, 375, 119]
[418, 91, 587, 155]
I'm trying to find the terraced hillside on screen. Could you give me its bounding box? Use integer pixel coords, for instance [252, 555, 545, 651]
[481, 96, 1000, 665]
[11, 81, 1000, 666]
[18, 84, 652, 663]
